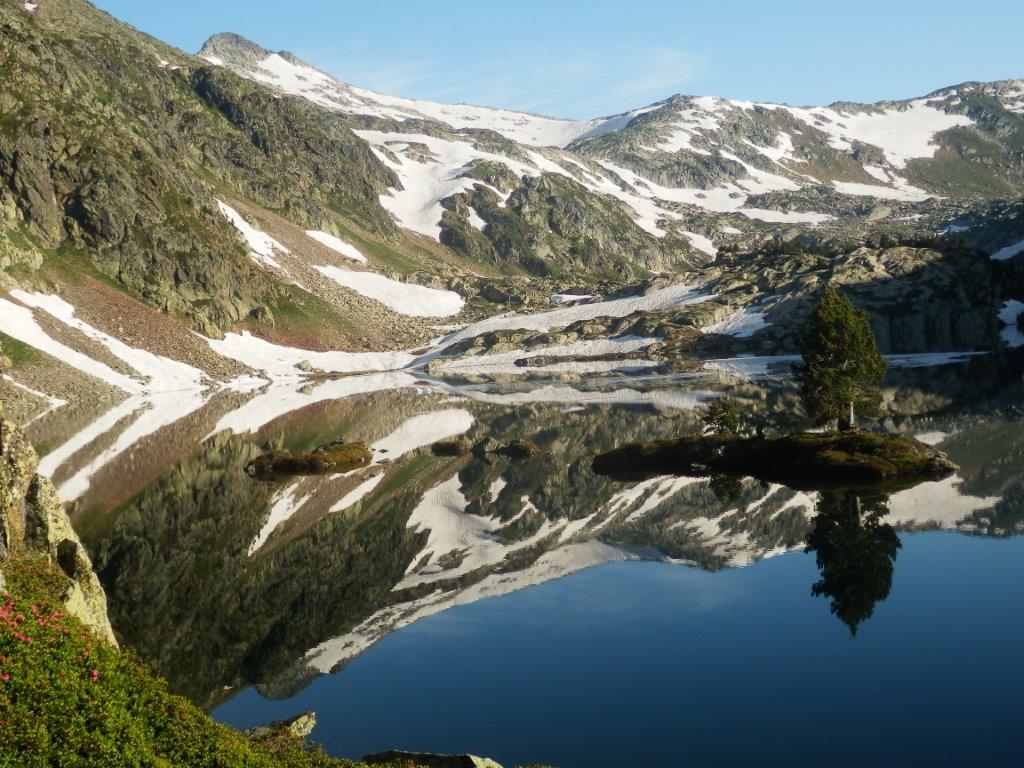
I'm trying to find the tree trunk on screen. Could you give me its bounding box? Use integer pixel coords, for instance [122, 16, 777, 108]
[839, 401, 855, 432]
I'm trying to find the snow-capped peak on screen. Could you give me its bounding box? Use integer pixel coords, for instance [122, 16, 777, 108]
[198, 33, 610, 148]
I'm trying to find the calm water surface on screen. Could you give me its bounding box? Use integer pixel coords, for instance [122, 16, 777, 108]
[18, 355, 1020, 768]
[214, 535, 1024, 767]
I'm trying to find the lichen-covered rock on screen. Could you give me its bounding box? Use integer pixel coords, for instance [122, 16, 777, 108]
[23, 474, 118, 646]
[244, 710, 316, 740]
[0, 408, 117, 645]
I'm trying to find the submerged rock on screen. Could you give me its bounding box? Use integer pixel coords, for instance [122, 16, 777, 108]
[593, 430, 958, 488]
[495, 439, 542, 460]
[363, 751, 503, 768]
[245, 441, 372, 478]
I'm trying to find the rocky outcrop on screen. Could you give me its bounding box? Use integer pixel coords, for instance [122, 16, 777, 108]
[363, 751, 503, 768]
[703, 237, 1014, 354]
[0, 354, 117, 644]
[0, 0, 397, 335]
[244, 710, 317, 740]
[441, 172, 701, 280]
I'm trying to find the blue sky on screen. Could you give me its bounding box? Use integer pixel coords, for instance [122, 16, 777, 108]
[95, 0, 1023, 119]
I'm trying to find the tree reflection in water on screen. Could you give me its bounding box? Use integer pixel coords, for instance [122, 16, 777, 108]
[805, 489, 901, 635]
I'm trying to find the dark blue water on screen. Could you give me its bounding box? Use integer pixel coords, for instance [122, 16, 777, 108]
[215, 532, 1024, 767]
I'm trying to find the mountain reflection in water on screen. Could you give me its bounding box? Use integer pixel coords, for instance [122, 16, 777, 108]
[14, 355, 1023, 766]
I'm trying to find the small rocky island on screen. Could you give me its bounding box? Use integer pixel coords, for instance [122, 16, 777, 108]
[596, 288, 959, 489]
[245, 441, 373, 478]
[593, 430, 957, 487]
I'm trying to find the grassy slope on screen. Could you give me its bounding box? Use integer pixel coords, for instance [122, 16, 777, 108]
[0, 555, 415, 768]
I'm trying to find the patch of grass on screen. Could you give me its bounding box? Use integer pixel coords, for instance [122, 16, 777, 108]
[265, 284, 363, 341]
[0, 555, 418, 768]
[42, 244, 122, 292]
[5, 229, 32, 251]
[326, 219, 421, 274]
[0, 332, 42, 366]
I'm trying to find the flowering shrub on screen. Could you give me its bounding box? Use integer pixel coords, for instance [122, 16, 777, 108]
[0, 555, 413, 768]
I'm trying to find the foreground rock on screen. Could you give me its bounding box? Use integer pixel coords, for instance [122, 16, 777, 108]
[246, 441, 372, 478]
[593, 430, 958, 488]
[244, 710, 317, 740]
[363, 751, 503, 768]
[1, 407, 117, 645]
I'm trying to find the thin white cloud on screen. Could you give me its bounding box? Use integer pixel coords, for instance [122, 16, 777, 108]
[318, 44, 703, 120]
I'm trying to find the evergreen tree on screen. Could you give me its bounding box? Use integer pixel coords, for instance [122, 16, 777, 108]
[796, 288, 887, 430]
[704, 399, 739, 436]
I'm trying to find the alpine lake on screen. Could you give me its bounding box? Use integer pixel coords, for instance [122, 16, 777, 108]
[26, 352, 1024, 768]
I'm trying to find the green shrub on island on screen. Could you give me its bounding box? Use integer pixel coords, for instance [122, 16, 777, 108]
[593, 430, 957, 487]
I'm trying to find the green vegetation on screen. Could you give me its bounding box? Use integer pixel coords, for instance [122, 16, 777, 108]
[0, 332, 41, 366]
[704, 399, 739, 436]
[797, 288, 887, 431]
[0, 556, 412, 768]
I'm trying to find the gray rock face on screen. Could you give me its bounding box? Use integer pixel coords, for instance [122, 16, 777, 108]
[705, 240, 1011, 354]
[0, 396, 117, 645]
[363, 751, 503, 768]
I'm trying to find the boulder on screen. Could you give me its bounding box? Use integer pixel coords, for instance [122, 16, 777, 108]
[245, 711, 317, 740]
[431, 437, 472, 457]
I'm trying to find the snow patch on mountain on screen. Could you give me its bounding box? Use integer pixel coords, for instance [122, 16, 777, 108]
[354, 129, 532, 238]
[238, 50, 606, 148]
[313, 264, 464, 317]
[990, 237, 1024, 261]
[206, 331, 415, 380]
[249, 482, 312, 555]
[703, 306, 768, 338]
[217, 200, 289, 270]
[997, 299, 1024, 348]
[304, 230, 368, 263]
[783, 100, 973, 168]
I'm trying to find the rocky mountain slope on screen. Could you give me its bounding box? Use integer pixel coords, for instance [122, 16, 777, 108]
[0, 1, 1021, 388]
[202, 31, 1024, 256]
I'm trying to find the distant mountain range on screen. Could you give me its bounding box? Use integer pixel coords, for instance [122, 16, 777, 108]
[202, 31, 1024, 253]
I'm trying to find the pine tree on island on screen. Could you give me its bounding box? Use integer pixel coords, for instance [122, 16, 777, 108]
[796, 287, 887, 431]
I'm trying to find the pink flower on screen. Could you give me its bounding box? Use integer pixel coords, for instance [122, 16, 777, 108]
[89, 669, 99, 683]
[0, 673, 9, 682]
